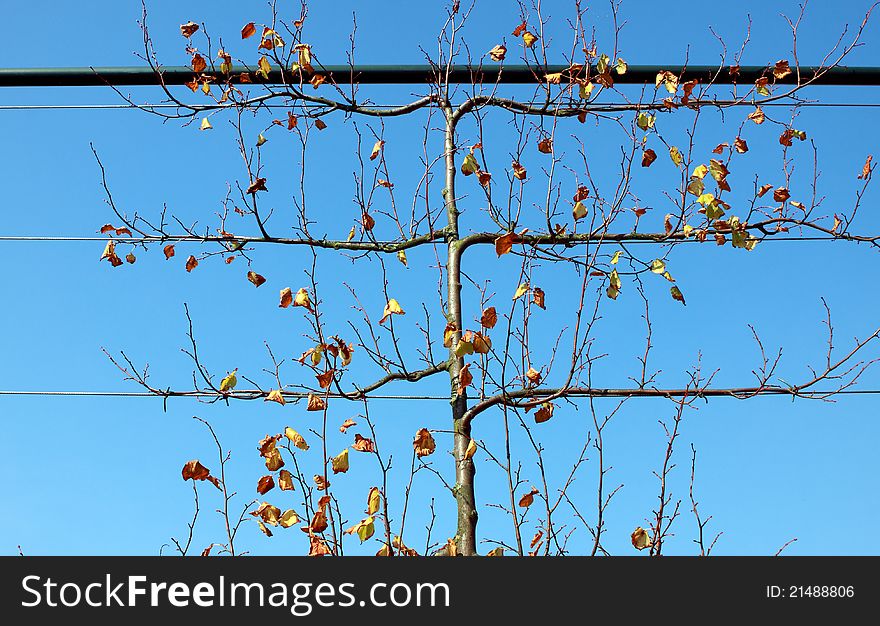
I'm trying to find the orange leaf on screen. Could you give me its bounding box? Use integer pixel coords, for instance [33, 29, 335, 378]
[241, 22, 257, 39]
[279, 287, 293, 308]
[480, 307, 498, 329]
[185, 255, 198, 272]
[180, 22, 200, 38]
[163, 244, 175, 260]
[494, 232, 519, 256]
[518, 487, 539, 508]
[257, 475, 275, 495]
[413, 428, 436, 457]
[537, 137, 553, 154]
[307, 393, 327, 412]
[247, 271, 266, 287]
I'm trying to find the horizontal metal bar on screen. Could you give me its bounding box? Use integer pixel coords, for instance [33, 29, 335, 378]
[2, 65, 880, 87]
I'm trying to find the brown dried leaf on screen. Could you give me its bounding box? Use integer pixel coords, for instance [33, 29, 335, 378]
[518, 487, 539, 508]
[413, 428, 436, 457]
[257, 475, 275, 495]
[185, 255, 198, 272]
[247, 271, 266, 287]
[180, 22, 200, 38]
[352, 434, 376, 453]
[279, 287, 293, 308]
[241, 22, 257, 39]
[480, 307, 498, 329]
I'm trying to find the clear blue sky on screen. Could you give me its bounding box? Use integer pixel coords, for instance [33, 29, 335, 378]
[1, 0, 879, 556]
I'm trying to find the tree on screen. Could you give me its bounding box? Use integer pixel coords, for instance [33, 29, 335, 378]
[97, 1, 879, 556]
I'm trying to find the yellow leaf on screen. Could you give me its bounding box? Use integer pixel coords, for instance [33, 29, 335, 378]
[650, 259, 666, 274]
[572, 201, 588, 221]
[367, 487, 381, 515]
[200, 117, 212, 131]
[522, 31, 538, 47]
[265, 389, 285, 405]
[331, 448, 349, 474]
[293, 287, 312, 310]
[370, 139, 385, 160]
[347, 226, 356, 242]
[464, 438, 477, 460]
[461, 152, 480, 176]
[284, 426, 310, 450]
[669, 146, 683, 166]
[219, 369, 237, 392]
[513, 282, 530, 300]
[257, 56, 271, 80]
[256, 133, 267, 146]
[379, 298, 405, 324]
[610, 250, 622, 264]
[692, 164, 708, 179]
[279, 509, 299, 528]
[397, 250, 407, 266]
[631, 527, 653, 550]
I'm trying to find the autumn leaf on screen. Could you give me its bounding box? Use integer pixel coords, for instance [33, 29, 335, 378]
[413, 428, 436, 457]
[518, 487, 539, 508]
[513, 282, 530, 300]
[278, 470, 295, 492]
[572, 201, 588, 220]
[279, 509, 299, 528]
[125, 252, 136, 264]
[265, 389, 285, 405]
[181, 460, 211, 482]
[306, 393, 327, 412]
[522, 31, 538, 47]
[241, 22, 257, 39]
[362, 212, 375, 231]
[486, 547, 504, 557]
[526, 367, 542, 385]
[755, 76, 771, 96]
[669, 146, 683, 166]
[316, 370, 334, 389]
[246, 178, 268, 194]
[293, 287, 313, 311]
[257, 475, 275, 495]
[488, 44, 507, 61]
[284, 426, 309, 450]
[773, 187, 791, 203]
[265, 447, 284, 471]
[748, 107, 765, 124]
[858, 155, 873, 180]
[257, 56, 271, 80]
[370, 139, 384, 161]
[200, 117, 212, 131]
[757, 184, 773, 198]
[495, 232, 519, 256]
[534, 401, 554, 423]
[279, 287, 293, 308]
[219, 369, 237, 393]
[631, 527, 653, 550]
[734, 137, 749, 153]
[512, 161, 527, 180]
[191, 53, 207, 74]
[670, 285, 686, 305]
[480, 307, 498, 329]
[185, 255, 198, 272]
[247, 271, 266, 287]
[537, 137, 553, 154]
[314, 119, 327, 130]
[379, 298, 405, 324]
[396, 250, 407, 266]
[606, 269, 621, 300]
[461, 152, 480, 176]
[464, 438, 478, 461]
[352, 434, 376, 453]
[636, 112, 655, 131]
[339, 418, 357, 433]
[532, 287, 546, 309]
[472, 332, 492, 354]
[180, 21, 200, 38]
[163, 244, 175, 260]
[458, 364, 473, 395]
[650, 259, 666, 274]
[345, 517, 375, 543]
[331, 449, 350, 474]
[368, 487, 381, 515]
[641, 149, 657, 167]
[773, 59, 792, 80]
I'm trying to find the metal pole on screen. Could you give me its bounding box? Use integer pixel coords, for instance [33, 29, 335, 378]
[2, 65, 880, 87]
